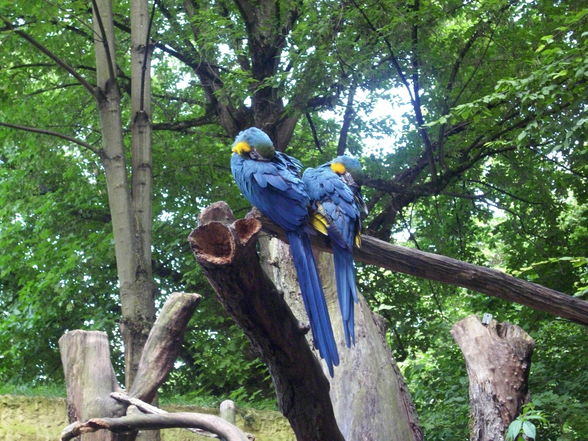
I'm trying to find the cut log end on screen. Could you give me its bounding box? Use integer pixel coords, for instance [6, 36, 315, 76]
[199, 201, 237, 226]
[189, 222, 235, 265]
[234, 218, 262, 245]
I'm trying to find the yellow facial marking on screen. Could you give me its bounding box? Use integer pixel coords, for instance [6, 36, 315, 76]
[330, 162, 346, 174]
[232, 141, 252, 155]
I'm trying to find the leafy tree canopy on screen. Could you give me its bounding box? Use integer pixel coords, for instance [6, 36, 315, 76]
[0, 0, 586, 438]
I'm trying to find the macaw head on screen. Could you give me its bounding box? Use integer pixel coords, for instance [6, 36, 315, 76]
[232, 127, 275, 161]
[330, 155, 364, 184]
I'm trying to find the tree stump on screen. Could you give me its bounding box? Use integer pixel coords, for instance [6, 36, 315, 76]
[259, 237, 423, 441]
[59, 293, 202, 441]
[451, 315, 535, 441]
[188, 202, 344, 441]
[59, 330, 126, 441]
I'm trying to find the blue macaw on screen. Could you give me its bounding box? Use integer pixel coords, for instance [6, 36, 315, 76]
[230, 127, 340, 375]
[303, 156, 367, 347]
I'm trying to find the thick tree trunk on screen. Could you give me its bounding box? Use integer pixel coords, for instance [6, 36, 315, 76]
[190, 202, 423, 441]
[451, 315, 535, 441]
[259, 238, 423, 441]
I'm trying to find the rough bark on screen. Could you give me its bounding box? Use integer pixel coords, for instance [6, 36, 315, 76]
[58, 330, 126, 441]
[188, 202, 344, 441]
[129, 293, 202, 402]
[259, 237, 423, 441]
[258, 213, 588, 325]
[451, 315, 535, 441]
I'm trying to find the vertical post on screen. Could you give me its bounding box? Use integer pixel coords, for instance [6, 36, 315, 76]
[220, 400, 236, 425]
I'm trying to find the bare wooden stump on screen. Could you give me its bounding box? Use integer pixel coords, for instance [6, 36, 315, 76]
[451, 315, 535, 441]
[59, 293, 204, 441]
[188, 201, 344, 441]
[59, 330, 126, 441]
[220, 400, 236, 425]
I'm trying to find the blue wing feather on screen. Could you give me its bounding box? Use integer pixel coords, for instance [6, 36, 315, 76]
[303, 164, 362, 347]
[231, 151, 339, 374]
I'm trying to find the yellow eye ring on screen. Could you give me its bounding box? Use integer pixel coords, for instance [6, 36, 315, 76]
[330, 162, 346, 174]
[232, 141, 252, 155]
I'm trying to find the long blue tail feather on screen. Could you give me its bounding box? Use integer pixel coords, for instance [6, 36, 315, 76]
[333, 245, 358, 347]
[287, 230, 339, 376]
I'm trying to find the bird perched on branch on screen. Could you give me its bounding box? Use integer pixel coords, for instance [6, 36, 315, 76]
[230, 127, 339, 375]
[303, 156, 367, 347]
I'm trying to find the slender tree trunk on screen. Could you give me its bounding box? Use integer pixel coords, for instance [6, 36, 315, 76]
[129, 0, 156, 391]
[259, 237, 423, 441]
[451, 315, 535, 441]
[92, 0, 155, 393]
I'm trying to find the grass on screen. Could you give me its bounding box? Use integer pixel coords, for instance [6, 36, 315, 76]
[0, 383, 278, 411]
[0, 382, 66, 398]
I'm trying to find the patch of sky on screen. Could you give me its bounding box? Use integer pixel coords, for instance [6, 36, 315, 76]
[322, 87, 413, 157]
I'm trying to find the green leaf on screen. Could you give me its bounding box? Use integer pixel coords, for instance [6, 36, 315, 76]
[522, 421, 536, 439]
[506, 420, 523, 441]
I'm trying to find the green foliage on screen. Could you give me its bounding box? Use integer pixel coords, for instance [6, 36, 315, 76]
[0, 0, 586, 436]
[506, 403, 547, 441]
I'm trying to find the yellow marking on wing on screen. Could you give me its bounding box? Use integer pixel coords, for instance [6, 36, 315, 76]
[330, 162, 346, 174]
[311, 212, 329, 235]
[232, 141, 252, 155]
[355, 232, 362, 248]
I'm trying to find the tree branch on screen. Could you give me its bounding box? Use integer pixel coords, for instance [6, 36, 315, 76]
[349, 0, 414, 103]
[305, 112, 324, 153]
[60, 412, 249, 441]
[129, 292, 202, 402]
[337, 82, 357, 155]
[91, 0, 117, 84]
[256, 209, 588, 326]
[0, 121, 100, 155]
[409, 0, 436, 178]
[140, 0, 157, 112]
[152, 114, 218, 131]
[0, 17, 96, 96]
[110, 392, 246, 439]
